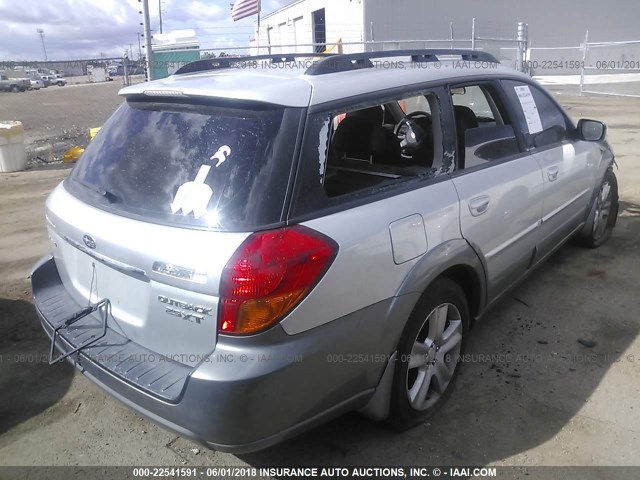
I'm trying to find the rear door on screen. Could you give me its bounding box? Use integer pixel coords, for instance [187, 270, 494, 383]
[501, 80, 598, 258]
[448, 82, 544, 303]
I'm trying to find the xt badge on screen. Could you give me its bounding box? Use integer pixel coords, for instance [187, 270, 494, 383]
[158, 295, 212, 325]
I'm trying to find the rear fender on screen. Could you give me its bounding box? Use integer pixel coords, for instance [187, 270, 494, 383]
[361, 239, 486, 421]
[395, 238, 487, 319]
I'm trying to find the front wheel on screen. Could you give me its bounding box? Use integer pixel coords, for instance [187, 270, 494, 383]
[575, 169, 619, 248]
[387, 278, 469, 430]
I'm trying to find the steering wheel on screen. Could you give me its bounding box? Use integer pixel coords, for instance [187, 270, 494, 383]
[394, 111, 430, 157]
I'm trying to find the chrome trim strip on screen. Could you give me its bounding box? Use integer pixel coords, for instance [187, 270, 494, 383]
[486, 220, 541, 259]
[485, 187, 590, 260]
[542, 188, 591, 224]
[64, 236, 149, 282]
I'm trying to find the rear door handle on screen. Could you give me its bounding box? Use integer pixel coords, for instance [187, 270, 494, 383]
[548, 166, 560, 182]
[469, 195, 490, 217]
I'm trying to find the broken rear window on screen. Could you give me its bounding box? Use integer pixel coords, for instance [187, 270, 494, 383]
[66, 100, 302, 231]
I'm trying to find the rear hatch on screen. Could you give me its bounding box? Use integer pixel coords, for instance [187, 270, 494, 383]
[47, 97, 303, 366]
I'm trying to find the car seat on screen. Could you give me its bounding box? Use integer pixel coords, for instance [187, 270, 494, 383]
[332, 115, 401, 165]
[454, 105, 479, 168]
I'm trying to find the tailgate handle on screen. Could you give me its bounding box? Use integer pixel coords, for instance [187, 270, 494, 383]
[49, 299, 110, 365]
[64, 236, 149, 282]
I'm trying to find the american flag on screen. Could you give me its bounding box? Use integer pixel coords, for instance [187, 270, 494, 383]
[231, 0, 261, 21]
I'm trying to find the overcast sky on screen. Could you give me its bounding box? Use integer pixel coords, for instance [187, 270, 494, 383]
[0, 0, 289, 61]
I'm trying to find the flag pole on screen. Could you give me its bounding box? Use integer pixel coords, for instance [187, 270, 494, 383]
[256, 0, 261, 55]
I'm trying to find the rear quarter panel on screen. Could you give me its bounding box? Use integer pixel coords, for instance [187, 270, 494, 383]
[281, 179, 462, 335]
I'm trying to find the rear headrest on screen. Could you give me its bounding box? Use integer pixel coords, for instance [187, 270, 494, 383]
[347, 106, 384, 125]
[332, 116, 387, 157]
[454, 105, 479, 130]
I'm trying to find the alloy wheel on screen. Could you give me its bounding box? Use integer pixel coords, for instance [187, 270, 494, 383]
[406, 303, 463, 411]
[593, 181, 612, 241]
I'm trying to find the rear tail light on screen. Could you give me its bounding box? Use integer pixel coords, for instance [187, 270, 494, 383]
[219, 225, 338, 335]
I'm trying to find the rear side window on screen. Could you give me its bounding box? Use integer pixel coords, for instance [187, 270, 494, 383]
[452, 85, 495, 121]
[66, 101, 302, 231]
[501, 80, 570, 149]
[290, 90, 447, 218]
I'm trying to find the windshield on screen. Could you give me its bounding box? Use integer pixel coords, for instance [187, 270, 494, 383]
[66, 100, 301, 231]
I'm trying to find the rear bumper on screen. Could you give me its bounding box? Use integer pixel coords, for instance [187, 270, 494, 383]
[32, 255, 415, 452]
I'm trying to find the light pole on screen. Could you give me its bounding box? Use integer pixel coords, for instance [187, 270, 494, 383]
[137, 33, 142, 61]
[37, 28, 48, 62]
[139, 0, 155, 81]
[159, 0, 163, 34]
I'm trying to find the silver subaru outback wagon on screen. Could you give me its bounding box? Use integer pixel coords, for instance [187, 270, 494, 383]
[32, 50, 618, 452]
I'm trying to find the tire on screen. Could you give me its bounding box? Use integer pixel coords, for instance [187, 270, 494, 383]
[575, 169, 619, 248]
[387, 278, 469, 431]
[10, 85, 19, 93]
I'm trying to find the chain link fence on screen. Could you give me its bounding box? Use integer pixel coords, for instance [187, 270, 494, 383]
[198, 38, 525, 72]
[580, 37, 640, 98]
[2, 20, 528, 85]
[525, 32, 640, 97]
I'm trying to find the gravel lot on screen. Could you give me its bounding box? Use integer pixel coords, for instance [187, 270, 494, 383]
[0, 82, 639, 472]
[0, 81, 132, 165]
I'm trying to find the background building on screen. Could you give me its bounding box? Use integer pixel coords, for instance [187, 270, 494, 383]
[251, 0, 639, 52]
[151, 30, 200, 79]
[247, 0, 639, 80]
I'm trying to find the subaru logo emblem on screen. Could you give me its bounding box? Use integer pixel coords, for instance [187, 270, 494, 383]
[83, 235, 97, 249]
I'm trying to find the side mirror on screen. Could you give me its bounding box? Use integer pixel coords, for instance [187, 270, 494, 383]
[577, 119, 607, 142]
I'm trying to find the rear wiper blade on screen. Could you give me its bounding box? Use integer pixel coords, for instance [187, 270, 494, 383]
[78, 181, 118, 204]
[96, 188, 118, 204]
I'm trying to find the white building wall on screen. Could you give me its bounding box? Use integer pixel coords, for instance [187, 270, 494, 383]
[362, 0, 443, 48]
[250, 0, 365, 55]
[248, 0, 640, 56]
[325, 0, 366, 52]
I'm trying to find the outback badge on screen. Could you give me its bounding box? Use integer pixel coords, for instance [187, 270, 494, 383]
[158, 295, 212, 325]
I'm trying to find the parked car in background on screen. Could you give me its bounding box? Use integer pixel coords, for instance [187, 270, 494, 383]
[0, 74, 30, 92]
[88, 65, 111, 83]
[26, 68, 48, 77]
[27, 73, 47, 88]
[38, 75, 52, 87]
[41, 75, 66, 87]
[29, 78, 45, 90]
[34, 50, 619, 453]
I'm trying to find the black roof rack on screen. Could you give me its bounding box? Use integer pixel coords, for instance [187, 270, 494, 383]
[174, 53, 335, 75]
[304, 49, 500, 76]
[173, 49, 500, 77]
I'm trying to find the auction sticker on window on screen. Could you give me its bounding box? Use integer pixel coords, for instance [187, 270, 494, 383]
[514, 85, 543, 134]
